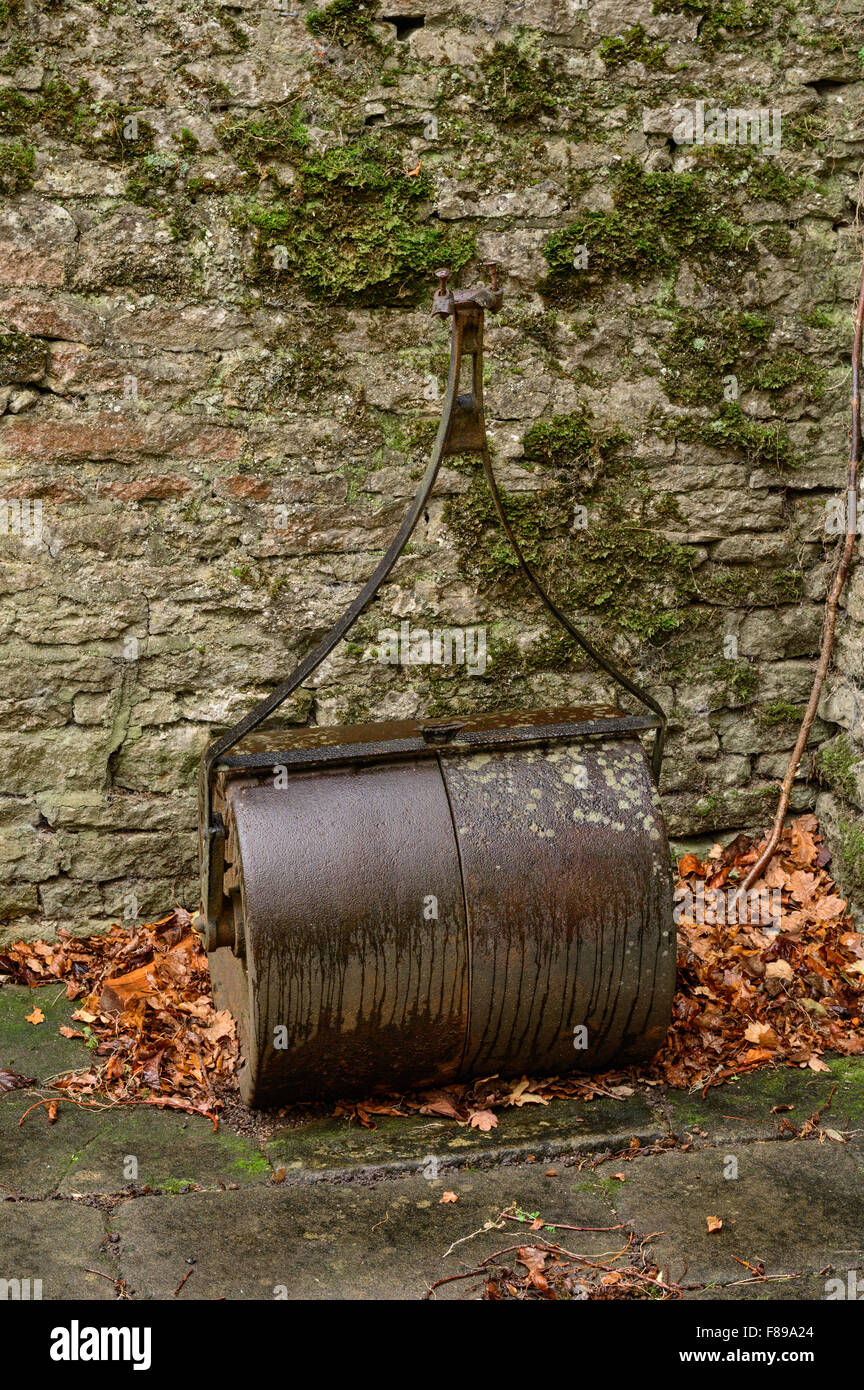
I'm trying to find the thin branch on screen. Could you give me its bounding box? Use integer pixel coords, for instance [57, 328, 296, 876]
[736, 242, 864, 899]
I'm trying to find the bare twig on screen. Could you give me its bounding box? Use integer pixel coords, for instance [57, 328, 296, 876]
[737, 243, 864, 898]
[500, 1213, 627, 1234]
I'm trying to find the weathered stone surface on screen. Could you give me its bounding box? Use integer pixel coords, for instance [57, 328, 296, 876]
[113, 1172, 617, 1300]
[0, 0, 860, 936]
[614, 1141, 864, 1285]
[0, 1202, 115, 1300]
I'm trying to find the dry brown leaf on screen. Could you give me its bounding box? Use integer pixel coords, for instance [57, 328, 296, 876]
[440, 1191, 459, 1204]
[765, 960, 794, 981]
[744, 1022, 779, 1048]
[706, 1215, 723, 1233]
[807, 1055, 832, 1072]
[678, 854, 701, 876]
[25, 1006, 44, 1025]
[468, 1109, 498, 1132]
[0, 1068, 34, 1092]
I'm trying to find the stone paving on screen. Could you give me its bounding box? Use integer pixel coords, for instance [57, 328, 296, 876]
[2, 984, 863, 1301]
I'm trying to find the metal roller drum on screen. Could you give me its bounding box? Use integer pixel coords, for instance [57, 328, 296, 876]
[205, 711, 674, 1106]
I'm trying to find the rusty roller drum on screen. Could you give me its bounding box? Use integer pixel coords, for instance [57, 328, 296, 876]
[205, 710, 674, 1106]
[196, 264, 676, 1106]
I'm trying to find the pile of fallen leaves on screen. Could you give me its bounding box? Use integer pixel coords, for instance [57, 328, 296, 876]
[651, 814, 864, 1091]
[1, 815, 861, 1130]
[0, 909, 237, 1126]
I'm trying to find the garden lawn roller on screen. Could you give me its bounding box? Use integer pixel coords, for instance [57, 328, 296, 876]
[194, 264, 676, 1107]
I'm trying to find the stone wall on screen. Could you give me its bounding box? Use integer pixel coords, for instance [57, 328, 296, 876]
[0, 0, 862, 942]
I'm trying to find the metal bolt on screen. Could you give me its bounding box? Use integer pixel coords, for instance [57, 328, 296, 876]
[483, 260, 500, 290]
[435, 267, 450, 295]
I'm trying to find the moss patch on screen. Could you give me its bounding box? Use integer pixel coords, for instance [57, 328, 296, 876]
[651, 0, 794, 49]
[816, 735, 859, 804]
[756, 698, 801, 726]
[0, 137, 33, 192]
[657, 305, 771, 407]
[444, 409, 698, 645]
[305, 0, 380, 46]
[0, 87, 32, 135]
[542, 160, 752, 301]
[837, 819, 864, 900]
[219, 106, 308, 181]
[231, 120, 475, 305]
[658, 401, 795, 467]
[0, 329, 49, 382]
[598, 24, 669, 69]
[522, 407, 630, 476]
[475, 41, 561, 124]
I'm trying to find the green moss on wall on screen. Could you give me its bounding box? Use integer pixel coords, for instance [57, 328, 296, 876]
[757, 698, 802, 725]
[656, 305, 825, 407]
[0, 37, 33, 72]
[126, 152, 196, 239]
[599, 24, 669, 69]
[657, 306, 771, 406]
[817, 736, 859, 803]
[305, 0, 380, 46]
[219, 107, 308, 180]
[0, 137, 33, 192]
[522, 407, 630, 474]
[651, 0, 793, 48]
[232, 123, 475, 306]
[33, 77, 155, 164]
[658, 401, 795, 467]
[541, 160, 751, 301]
[0, 329, 48, 382]
[749, 353, 826, 399]
[444, 409, 699, 645]
[710, 659, 761, 706]
[0, 87, 31, 134]
[475, 41, 561, 123]
[837, 820, 864, 900]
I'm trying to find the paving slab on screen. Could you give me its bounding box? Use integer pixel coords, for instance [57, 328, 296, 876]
[664, 1058, 864, 1146]
[1, 1093, 106, 1197]
[265, 1093, 666, 1179]
[113, 1169, 619, 1301]
[0, 1199, 116, 1300]
[0, 983, 93, 1083]
[58, 1110, 273, 1195]
[612, 1141, 864, 1286]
